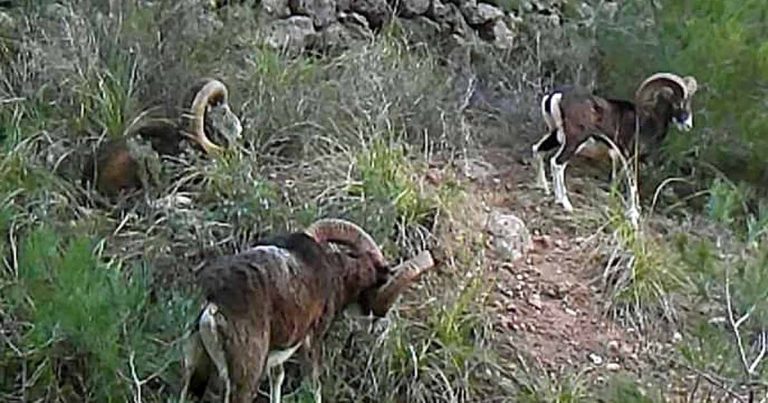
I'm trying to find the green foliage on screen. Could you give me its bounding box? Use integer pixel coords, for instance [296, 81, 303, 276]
[597, 0, 768, 189]
[2, 223, 196, 400]
[353, 138, 434, 226]
[604, 196, 691, 319]
[15, 0, 768, 400]
[515, 369, 591, 403]
[597, 376, 663, 403]
[674, 229, 768, 394]
[706, 177, 747, 228]
[7, 225, 139, 399]
[427, 275, 484, 368]
[72, 57, 138, 137]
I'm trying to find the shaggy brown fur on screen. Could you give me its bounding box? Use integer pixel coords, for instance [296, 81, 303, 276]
[180, 220, 435, 403]
[188, 233, 387, 402]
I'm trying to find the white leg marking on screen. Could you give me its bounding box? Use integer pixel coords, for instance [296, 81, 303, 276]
[532, 136, 552, 194]
[269, 364, 286, 403]
[533, 92, 564, 195]
[263, 342, 302, 403]
[554, 161, 573, 212]
[314, 383, 322, 403]
[549, 127, 567, 206]
[179, 332, 204, 403]
[199, 303, 231, 403]
[550, 152, 561, 202]
[609, 148, 619, 183]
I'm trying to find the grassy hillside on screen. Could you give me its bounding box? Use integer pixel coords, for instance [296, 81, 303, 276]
[1, 0, 767, 402]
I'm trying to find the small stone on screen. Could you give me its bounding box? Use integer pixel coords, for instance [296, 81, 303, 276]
[672, 331, 683, 343]
[606, 362, 621, 371]
[588, 353, 603, 365]
[564, 307, 577, 316]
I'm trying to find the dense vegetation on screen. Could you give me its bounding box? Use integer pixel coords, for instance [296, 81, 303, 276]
[0, 0, 767, 401]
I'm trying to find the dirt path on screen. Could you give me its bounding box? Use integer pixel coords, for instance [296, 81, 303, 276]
[452, 146, 654, 380]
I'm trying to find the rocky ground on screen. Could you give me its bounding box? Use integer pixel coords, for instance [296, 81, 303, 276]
[424, 142, 694, 400]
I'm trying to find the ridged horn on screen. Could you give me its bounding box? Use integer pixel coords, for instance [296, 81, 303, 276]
[183, 78, 228, 154]
[369, 250, 434, 316]
[305, 218, 387, 268]
[635, 72, 697, 107]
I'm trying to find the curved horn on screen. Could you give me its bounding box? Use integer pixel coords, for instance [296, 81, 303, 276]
[305, 218, 387, 268]
[683, 75, 698, 96]
[634, 72, 696, 106]
[369, 250, 434, 316]
[183, 78, 228, 154]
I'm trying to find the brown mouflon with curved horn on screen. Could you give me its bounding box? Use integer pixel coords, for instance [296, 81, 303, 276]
[83, 77, 242, 197]
[531, 72, 698, 212]
[179, 218, 435, 403]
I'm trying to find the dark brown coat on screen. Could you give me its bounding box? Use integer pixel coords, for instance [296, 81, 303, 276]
[190, 233, 387, 402]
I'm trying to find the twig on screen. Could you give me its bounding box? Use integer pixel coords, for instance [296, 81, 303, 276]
[724, 270, 768, 403]
[748, 332, 768, 375]
[129, 351, 142, 403]
[682, 363, 746, 403]
[0, 97, 26, 105]
[725, 273, 763, 378]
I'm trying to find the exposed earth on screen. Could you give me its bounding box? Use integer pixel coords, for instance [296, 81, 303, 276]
[427, 142, 691, 400]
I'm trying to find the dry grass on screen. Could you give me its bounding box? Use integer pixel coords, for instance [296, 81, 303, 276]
[4, 1, 764, 402]
[0, 1, 530, 401]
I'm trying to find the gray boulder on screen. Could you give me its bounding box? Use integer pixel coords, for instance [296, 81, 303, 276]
[460, 0, 504, 26]
[263, 0, 292, 18]
[350, 0, 392, 30]
[289, 0, 337, 28]
[264, 16, 318, 53]
[399, 0, 431, 17]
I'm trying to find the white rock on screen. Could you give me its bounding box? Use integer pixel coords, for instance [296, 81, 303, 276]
[264, 16, 318, 54]
[486, 210, 533, 262]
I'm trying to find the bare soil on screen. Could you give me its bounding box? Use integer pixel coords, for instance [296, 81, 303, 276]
[439, 144, 684, 394]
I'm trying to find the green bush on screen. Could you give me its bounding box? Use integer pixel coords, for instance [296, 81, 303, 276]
[2, 222, 196, 401]
[597, 0, 768, 189]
